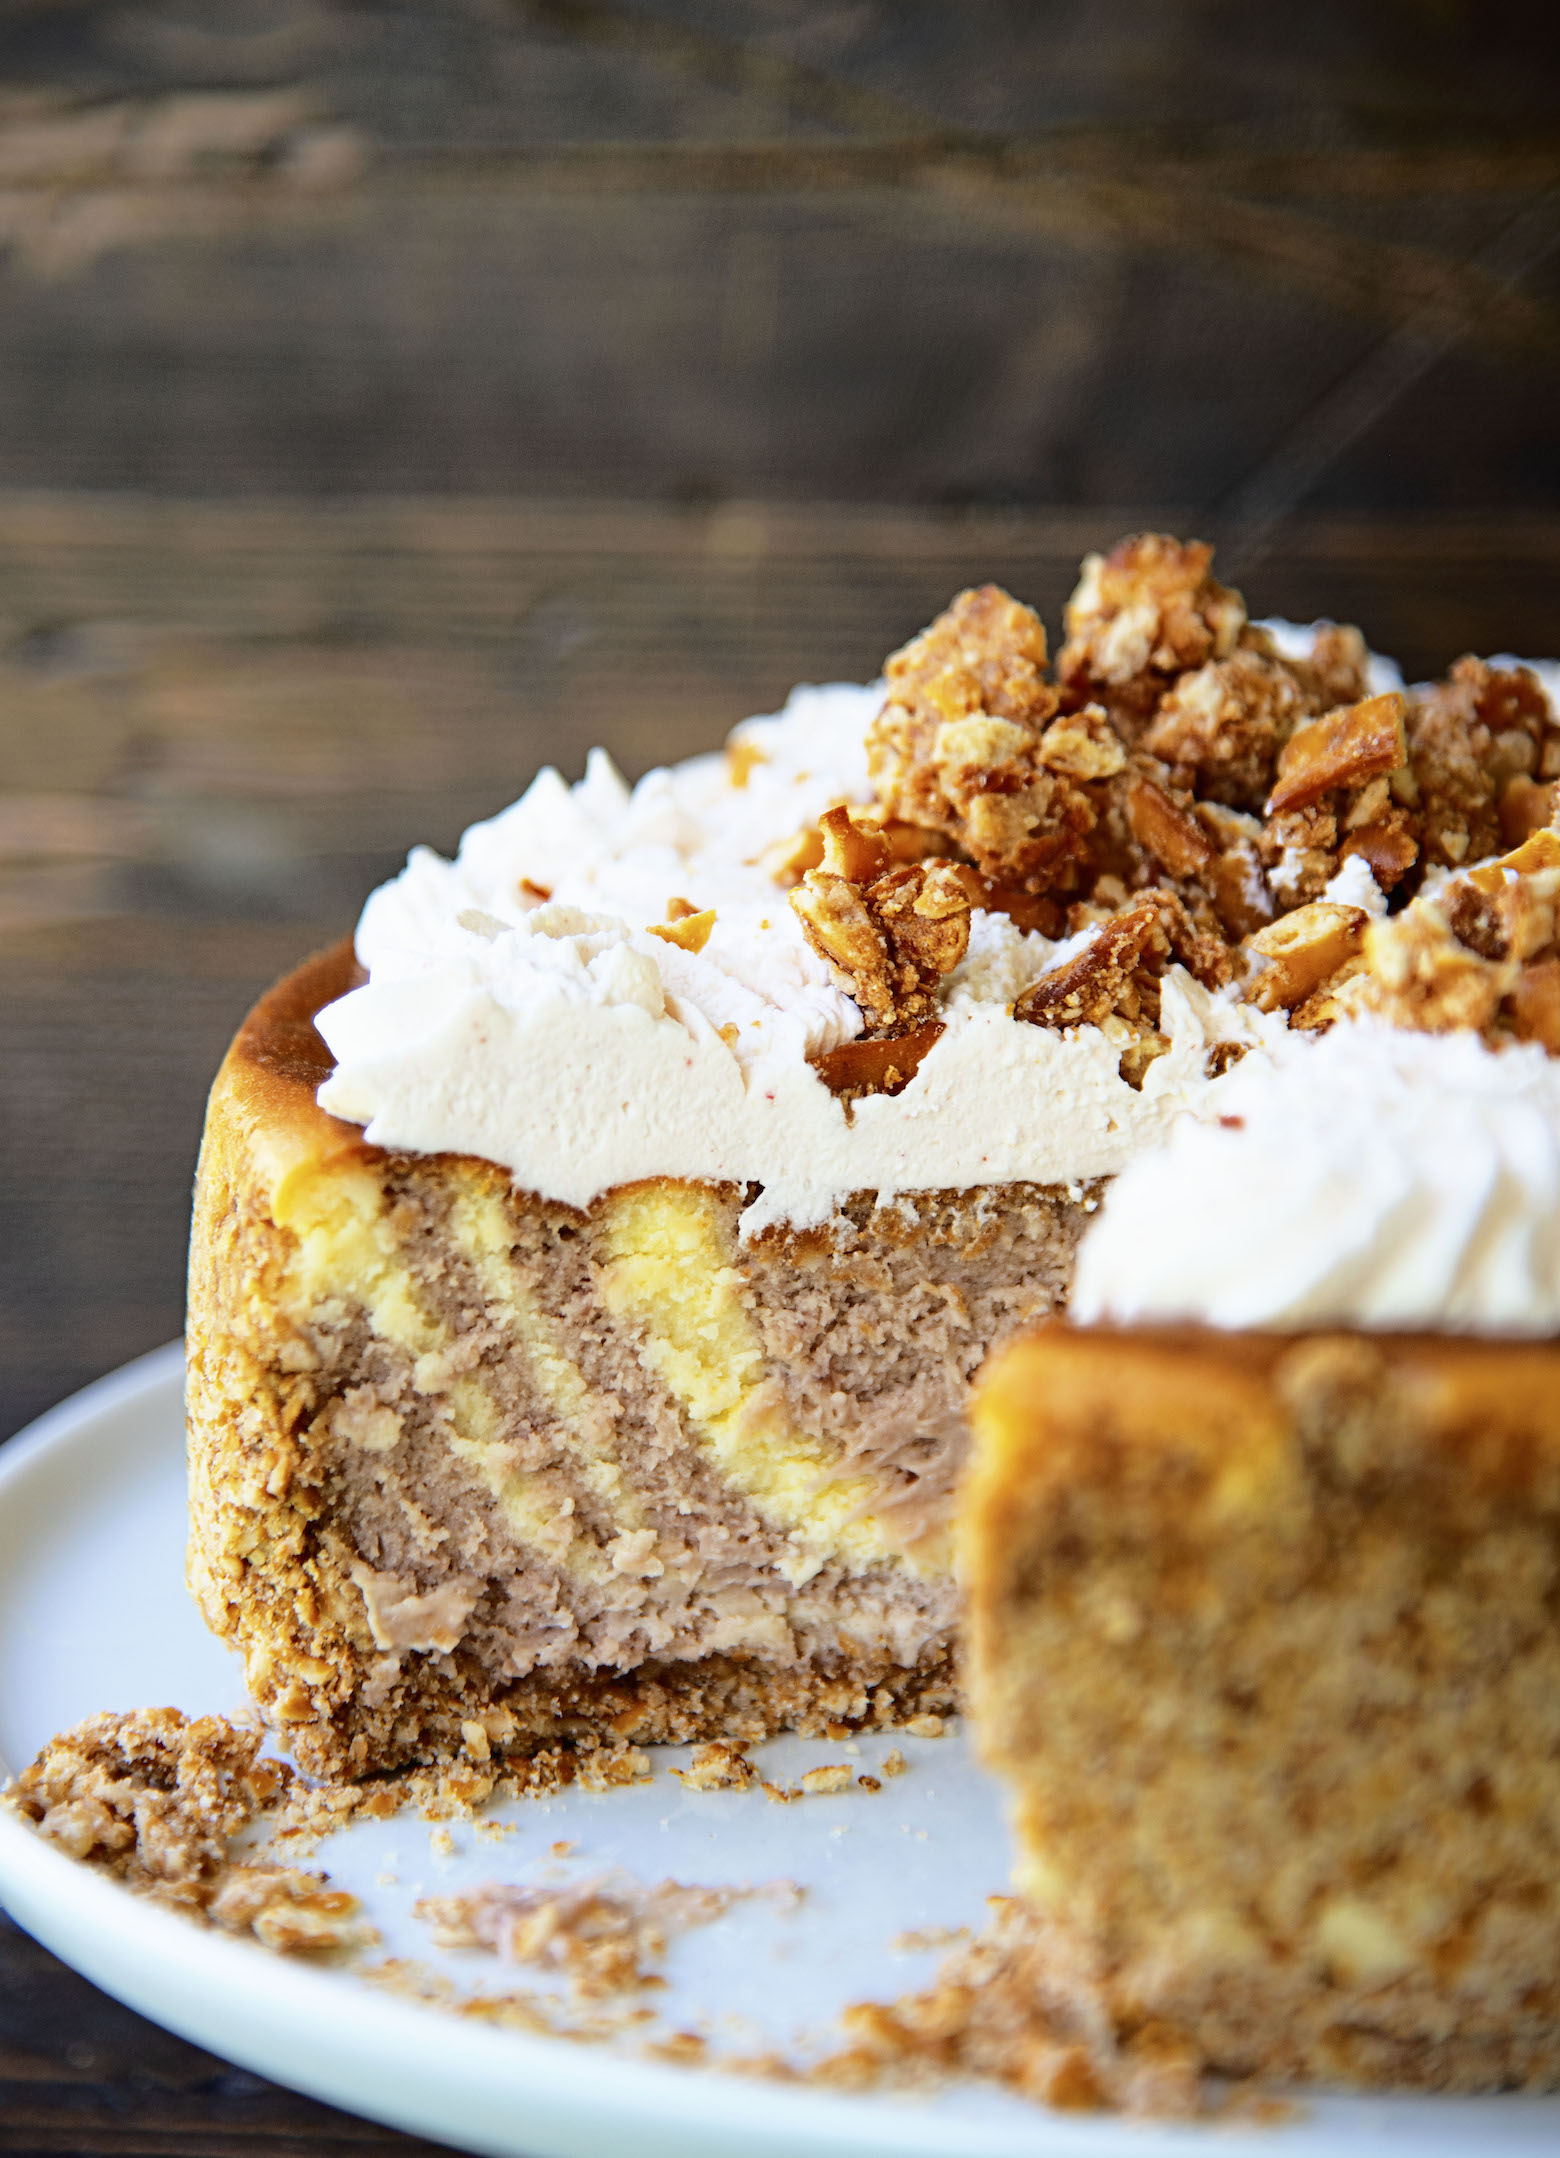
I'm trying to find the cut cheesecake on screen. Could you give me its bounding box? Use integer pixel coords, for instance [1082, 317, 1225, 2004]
[187, 941, 1092, 1780]
[964, 1322, 1560, 2092]
[185, 518, 1560, 1904]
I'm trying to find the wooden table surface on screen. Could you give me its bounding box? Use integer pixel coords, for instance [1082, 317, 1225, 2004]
[3, 1, 1559, 2150]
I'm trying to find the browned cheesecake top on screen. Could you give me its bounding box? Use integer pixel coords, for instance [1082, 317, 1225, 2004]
[204, 938, 370, 1199]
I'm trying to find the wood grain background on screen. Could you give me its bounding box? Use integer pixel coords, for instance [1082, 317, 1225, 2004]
[2, 2, 1558, 2150]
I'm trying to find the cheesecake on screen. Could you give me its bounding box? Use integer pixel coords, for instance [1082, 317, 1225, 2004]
[187, 532, 1560, 1818]
[965, 1322, 1560, 2093]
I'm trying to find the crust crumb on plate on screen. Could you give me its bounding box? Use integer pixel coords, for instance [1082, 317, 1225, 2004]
[415, 1869, 800, 1999]
[2, 1707, 373, 1954]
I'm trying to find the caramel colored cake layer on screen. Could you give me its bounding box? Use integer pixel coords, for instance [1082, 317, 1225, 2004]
[187, 943, 1092, 1780]
[964, 1322, 1560, 2093]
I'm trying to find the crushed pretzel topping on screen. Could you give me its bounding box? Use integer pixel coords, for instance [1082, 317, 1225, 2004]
[1294, 621, 1372, 710]
[1500, 773, 1560, 849]
[1055, 535, 1247, 735]
[808, 1020, 945, 1104]
[1143, 645, 1319, 813]
[1256, 693, 1418, 907]
[647, 907, 715, 954]
[1242, 902, 1370, 1015]
[1037, 706, 1127, 781]
[1191, 800, 1275, 941]
[789, 808, 974, 1035]
[1015, 892, 1228, 1087]
[725, 737, 768, 787]
[1406, 656, 1560, 871]
[794, 546, 1560, 1089]
[765, 807, 947, 890]
[1265, 691, 1408, 818]
[1291, 826, 1560, 1048]
[866, 587, 1106, 891]
[1124, 770, 1215, 881]
[826, 545, 1507, 1074]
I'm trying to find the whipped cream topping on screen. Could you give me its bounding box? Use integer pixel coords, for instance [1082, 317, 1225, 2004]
[316, 684, 1280, 1236]
[1070, 1022, 1560, 1334]
[1319, 851, 1388, 916]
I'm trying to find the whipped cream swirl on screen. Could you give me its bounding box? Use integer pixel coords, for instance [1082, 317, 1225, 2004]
[1070, 1023, 1560, 1333]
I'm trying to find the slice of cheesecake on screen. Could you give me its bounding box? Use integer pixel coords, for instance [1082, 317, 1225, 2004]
[963, 1320, 1560, 2092]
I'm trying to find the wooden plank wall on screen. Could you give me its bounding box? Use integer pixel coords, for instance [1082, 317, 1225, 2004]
[0, 2, 1556, 512]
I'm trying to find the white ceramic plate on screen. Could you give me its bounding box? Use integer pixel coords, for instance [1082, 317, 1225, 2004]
[1, 1347, 1557, 2158]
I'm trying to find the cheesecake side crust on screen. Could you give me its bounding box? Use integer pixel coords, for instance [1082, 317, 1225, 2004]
[188, 944, 1092, 1780]
[964, 1321, 1560, 2093]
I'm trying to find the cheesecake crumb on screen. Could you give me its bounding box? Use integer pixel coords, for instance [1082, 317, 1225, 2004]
[576, 1744, 652, 1793]
[881, 1749, 908, 1778]
[2, 1709, 373, 1954]
[798, 1764, 853, 1796]
[416, 1869, 799, 2000]
[671, 1741, 756, 1793]
[892, 1924, 971, 1953]
[645, 2029, 711, 2065]
[366, 1955, 656, 2044]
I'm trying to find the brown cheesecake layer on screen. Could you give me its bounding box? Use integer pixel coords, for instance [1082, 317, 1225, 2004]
[187, 944, 1096, 1779]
